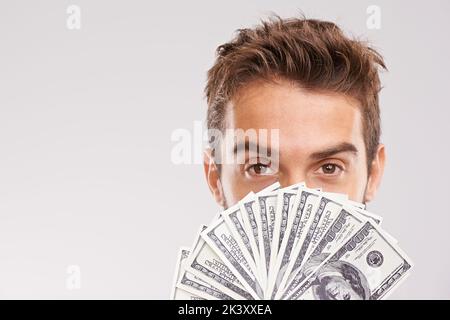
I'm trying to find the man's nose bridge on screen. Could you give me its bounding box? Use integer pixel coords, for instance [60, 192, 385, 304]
[278, 169, 306, 188]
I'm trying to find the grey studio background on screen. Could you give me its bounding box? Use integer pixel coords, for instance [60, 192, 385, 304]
[0, 0, 449, 299]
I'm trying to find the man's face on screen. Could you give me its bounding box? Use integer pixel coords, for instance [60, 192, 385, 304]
[204, 78, 385, 207]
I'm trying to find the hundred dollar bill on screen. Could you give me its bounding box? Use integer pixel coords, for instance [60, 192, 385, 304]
[177, 265, 234, 300]
[170, 247, 205, 300]
[222, 199, 261, 283]
[176, 228, 235, 300]
[239, 193, 262, 281]
[175, 247, 232, 300]
[286, 221, 413, 300]
[279, 206, 367, 299]
[271, 183, 304, 261]
[265, 183, 303, 299]
[267, 186, 321, 299]
[351, 209, 399, 244]
[340, 199, 383, 225]
[275, 194, 343, 299]
[185, 225, 253, 300]
[239, 182, 280, 287]
[349, 207, 390, 241]
[302, 196, 347, 262]
[202, 217, 264, 299]
[255, 189, 280, 284]
[173, 287, 205, 300]
[329, 198, 383, 225]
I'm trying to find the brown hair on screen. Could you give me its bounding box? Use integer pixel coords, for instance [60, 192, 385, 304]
[205, 15, 386, 168]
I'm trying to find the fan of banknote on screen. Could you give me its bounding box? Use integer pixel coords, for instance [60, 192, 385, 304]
[170, 182, 412, 300]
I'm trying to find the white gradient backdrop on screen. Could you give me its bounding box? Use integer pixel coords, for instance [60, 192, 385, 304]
[0, 0, 449, 299]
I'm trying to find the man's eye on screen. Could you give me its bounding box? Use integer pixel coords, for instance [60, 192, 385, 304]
[246, 163, 275, 176]
[317, 163, 343, 175]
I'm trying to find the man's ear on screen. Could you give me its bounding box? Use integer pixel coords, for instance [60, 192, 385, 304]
[364, 144, 386, 203]
[203, 148, 226, 207]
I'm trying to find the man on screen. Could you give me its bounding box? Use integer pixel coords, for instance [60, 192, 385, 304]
[203, 16, 386, 210]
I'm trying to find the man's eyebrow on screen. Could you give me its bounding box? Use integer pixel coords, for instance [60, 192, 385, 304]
[309, 142, 358, 160]
[232, 141, 276, 155]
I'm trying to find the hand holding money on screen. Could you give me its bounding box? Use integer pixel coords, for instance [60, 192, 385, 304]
[171, 182, 412, 300]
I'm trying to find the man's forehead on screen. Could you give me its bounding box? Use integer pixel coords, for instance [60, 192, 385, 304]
[225, 79, 362, 132]
[222, 82, 365, 156]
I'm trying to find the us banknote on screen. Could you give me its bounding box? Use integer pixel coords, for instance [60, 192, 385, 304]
[285, 221, 412, 300]
[172, 182, 412, 300]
